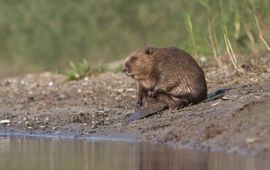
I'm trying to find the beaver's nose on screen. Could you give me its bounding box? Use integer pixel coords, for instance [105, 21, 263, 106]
[122, 67, 127, 73]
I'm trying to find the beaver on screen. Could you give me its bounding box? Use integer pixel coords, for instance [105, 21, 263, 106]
[122, 47, 208, 120]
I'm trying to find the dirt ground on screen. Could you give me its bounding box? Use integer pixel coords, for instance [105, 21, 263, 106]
[0, 54, 270, 157]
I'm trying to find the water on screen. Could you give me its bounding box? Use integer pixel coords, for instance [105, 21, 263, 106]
[0, 136, 269, 170]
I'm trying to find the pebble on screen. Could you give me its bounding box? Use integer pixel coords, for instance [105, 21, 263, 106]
[246, 138, 258, 143]
[48, 82, 54, 86]
[221, 96, 229, 100]
[45, 117, 49, 121]
[211, 102, 221, 106]
[40, 125, 46, 129]
[0, 119, 10, 124]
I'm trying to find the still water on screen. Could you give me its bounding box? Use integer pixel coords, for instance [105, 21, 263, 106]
[0, 136, 269, 170]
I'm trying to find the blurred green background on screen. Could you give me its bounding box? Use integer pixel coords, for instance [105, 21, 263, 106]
[0, 0, 269, 77]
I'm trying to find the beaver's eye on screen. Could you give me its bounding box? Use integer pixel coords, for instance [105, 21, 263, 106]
[131, 56, 137, 62]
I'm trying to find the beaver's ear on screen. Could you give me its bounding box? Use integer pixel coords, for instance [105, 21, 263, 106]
[145, 47, 154, 55]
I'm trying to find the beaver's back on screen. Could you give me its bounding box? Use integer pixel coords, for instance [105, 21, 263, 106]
[154, 47, 207, 103]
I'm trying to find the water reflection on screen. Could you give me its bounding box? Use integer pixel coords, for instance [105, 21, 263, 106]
[0, 137, 269, 170]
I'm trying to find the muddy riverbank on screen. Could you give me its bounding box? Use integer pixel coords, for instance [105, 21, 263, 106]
[0, 57, 270, 157]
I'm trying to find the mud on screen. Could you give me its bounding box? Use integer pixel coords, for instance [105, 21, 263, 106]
[0, 59, 270, 157]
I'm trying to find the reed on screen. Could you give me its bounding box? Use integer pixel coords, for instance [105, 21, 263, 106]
[0, 0, 269, 75]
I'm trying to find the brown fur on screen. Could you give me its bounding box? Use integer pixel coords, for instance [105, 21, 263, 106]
[122, 47, 207, 109]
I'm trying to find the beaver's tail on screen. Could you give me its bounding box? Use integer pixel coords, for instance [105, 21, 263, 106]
[126, 88, 230, 121]
[205, 88, 231, 101]
[126, 102, 168, 122]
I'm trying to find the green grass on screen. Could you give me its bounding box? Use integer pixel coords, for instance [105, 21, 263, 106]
[63, 60, 91, 80]
[62, 59, 107, 80]
[0, 0, 269, 76]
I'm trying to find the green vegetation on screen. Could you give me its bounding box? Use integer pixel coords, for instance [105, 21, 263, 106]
[63, 59, 107, 80]
[63, 60, 91, 80]
[0, 0, 269, 76]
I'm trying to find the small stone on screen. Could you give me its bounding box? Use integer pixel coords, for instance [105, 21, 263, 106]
[246, 138, 258, 143]
[45, 117, 49, 121]
[40, 125, 45, 129]
[58, 94, 66, 99]
[0, 119, 10, 124]
[126, 88, 136, 92]
[221, 96, 229, 100]
[211, 102, 221, 106]
[200, 56, 206, 62]
[48, 82, 54, 86]
[115, 89, 124, 93]
[20, 80, 26, 85]
[104, 117, 110, 125]
[97, 110, 105, 114]
[84, 77, 89, 81]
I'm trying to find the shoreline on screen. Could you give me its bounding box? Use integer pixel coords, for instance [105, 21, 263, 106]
[0, 63, 270, 157]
